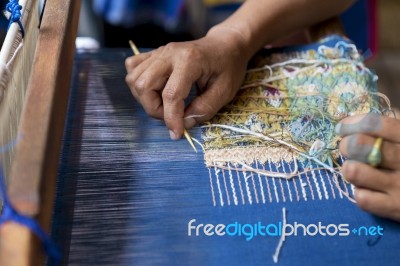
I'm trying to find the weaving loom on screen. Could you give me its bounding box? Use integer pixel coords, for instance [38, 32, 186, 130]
[0, 0, 79, 265]
[0, 1, 400, 266]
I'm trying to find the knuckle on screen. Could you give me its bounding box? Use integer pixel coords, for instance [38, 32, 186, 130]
[180, 45, 199, 61]
[144, 106, 161, 119]
[125, 57, 134, 69]
[125, 56, 140, 69]
[162, 88, 178, 102]
[165, 42, 179, 51]
[195, 100, 216, 115]
[165, 42, 200, 60]
[125, 74, 132, 85]
[134, 79, 147, 95]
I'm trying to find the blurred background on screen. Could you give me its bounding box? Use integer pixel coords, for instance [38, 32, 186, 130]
[368, 0, 400, 108]
[76, 0, 399, 108]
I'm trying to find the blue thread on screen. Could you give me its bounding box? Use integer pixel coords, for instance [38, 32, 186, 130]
[0, 168, 61, 263]
[6, 0, 25, 38]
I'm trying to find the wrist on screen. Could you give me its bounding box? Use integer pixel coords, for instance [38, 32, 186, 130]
[206, 24, 254, 61]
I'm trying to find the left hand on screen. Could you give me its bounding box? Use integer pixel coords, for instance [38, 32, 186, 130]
[337, 113, 400, 222]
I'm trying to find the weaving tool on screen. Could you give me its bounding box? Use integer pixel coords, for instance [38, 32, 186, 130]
[128, 40, 198, 152]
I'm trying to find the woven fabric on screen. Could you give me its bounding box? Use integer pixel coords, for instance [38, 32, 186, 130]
[50, 46, 400, 266]
[202, 35, 379, 206]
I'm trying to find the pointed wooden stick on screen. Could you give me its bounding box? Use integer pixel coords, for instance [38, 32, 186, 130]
[129, 40, 140, 55]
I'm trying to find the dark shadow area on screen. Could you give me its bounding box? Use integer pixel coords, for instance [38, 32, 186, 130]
[103, 22, 193, 48]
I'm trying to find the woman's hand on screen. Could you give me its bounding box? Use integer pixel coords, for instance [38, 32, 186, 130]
[125, 0, 355, 140]
[125, 28, 249, 140]
[337, 113, 400, 221]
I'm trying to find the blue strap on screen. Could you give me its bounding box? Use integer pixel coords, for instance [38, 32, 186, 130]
[0, 169, 61, 263]
[5, 0, 25, 37]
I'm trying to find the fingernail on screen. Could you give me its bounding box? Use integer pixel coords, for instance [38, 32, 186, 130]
[342, 169, 350, 183]
[335, 123, 342, 135]
[184, 117, 196, 129]
[342, 161, 354, 183]
[342, 174, 349, 183]
[169, 130, 179, 140]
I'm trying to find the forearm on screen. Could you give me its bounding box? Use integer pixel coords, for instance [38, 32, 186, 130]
[207, 0, 355, 60]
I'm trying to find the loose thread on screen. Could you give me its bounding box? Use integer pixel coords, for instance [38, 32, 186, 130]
[0, 40, 24, 75]
[211, 159, 299, 179]
[272, 207, 286, 263]
[6, 40, 23, 69]
[190, 136, 205, 152]
[6, 0, 25, 38]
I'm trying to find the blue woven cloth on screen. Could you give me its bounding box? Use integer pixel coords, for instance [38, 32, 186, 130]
[50, 41, 400, 265]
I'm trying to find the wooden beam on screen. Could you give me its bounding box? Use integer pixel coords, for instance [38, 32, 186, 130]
[0, 0, 81, 265]
[307, 16, 346, 42]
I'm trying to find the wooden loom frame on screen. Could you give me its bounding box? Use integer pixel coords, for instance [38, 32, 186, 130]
[0, 0, 80, 265]
[0, 0, 343, 263]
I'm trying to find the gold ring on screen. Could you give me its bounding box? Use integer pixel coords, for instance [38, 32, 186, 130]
[367, 137, 383, 167]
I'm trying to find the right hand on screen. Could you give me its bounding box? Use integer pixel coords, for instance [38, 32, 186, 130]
[125, 27, 250, 140]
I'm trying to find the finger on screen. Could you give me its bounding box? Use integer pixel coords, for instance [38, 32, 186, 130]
[135, 57, 171, 94]
[336, 113, 400, 142]
[339, 134, 400, 170]
[183, 74, 239, 128]
[125, 52, 152, 70]
[125, 58, 159, 97]
[354, 187, 394, 219]
[126, 71, 164, 119]
[131, 59, 172, 119]
[342, 160, 393, 191]
[162, 66, 201, 139]
[125, 49, 162, 89]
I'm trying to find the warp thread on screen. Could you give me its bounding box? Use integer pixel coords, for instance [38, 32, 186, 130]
[5, 0, 25, 37]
